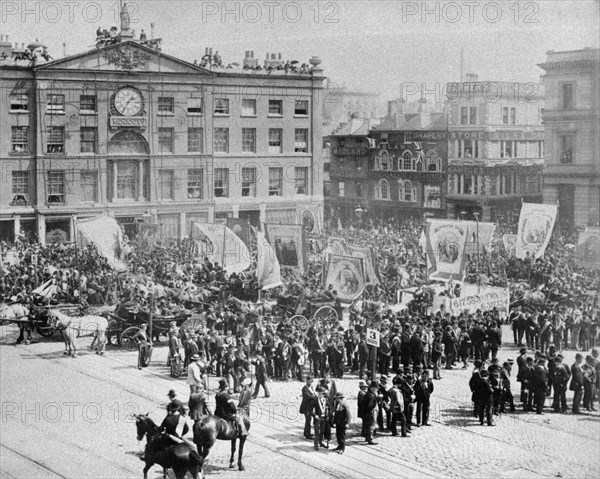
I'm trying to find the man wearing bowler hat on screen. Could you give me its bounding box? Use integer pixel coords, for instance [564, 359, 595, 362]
[333, 391, 351, 454]
[167, 389, 186, 416]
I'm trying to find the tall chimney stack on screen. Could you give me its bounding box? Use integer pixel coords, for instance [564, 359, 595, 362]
[63, 42, 67, 57]
[150, 22, 155, 39]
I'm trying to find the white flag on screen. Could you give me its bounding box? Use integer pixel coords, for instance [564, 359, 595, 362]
[256, 231, 282, 290]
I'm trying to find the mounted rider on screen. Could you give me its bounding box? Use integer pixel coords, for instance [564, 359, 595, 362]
[214, 379, 248, 436]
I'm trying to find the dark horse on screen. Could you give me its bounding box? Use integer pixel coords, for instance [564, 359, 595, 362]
[135, 413, 204, 479]
[193, 414, 250, 471]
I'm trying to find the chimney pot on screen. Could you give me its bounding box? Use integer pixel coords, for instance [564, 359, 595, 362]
[150, 22, 155, 39]
[278, 53, 282, 59]
[251, 51, 254, 58]
[266, 53, 269, 59]
[5, 35, 8, 42]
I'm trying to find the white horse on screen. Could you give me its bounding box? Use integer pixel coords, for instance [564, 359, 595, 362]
[0, 303, 32, 344]
[47, 309, 108, 357]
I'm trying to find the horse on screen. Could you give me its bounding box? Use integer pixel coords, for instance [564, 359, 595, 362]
[46, 309, 108, 357]
[193, 414, 250, 471]
[0, 303, 33, 344]
[510, 289, 546, 309]
[135, 413, 204, 479]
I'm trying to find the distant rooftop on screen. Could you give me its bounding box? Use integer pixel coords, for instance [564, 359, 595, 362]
[377, 112, 448, 131]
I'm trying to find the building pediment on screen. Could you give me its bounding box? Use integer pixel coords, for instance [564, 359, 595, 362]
[35, 41, 213, 76]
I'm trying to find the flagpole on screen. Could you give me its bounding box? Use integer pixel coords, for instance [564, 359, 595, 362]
[221, 223, 227, 268]
[72, 215, 82, 304]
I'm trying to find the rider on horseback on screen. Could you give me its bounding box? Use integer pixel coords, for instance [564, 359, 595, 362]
[158, 402, 199, 455]
[215, 379, 248, 437]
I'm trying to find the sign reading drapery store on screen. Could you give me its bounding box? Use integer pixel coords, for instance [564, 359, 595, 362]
[264, 223, 306, 274]
[425, 220, 469, 281]
[516, 203, 557, 259]
[576, 227, 600, 269]
[191, 222, 251, 274]
[323, 254, 366, 303]
[445, 285, 510, 315]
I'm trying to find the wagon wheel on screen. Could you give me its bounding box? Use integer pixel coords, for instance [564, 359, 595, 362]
[105, 318, 122, 346]
[313, 305, 339, 328]
[181, 317, 204, 335]
[290, 315, 309, 332]
[36, 323, 54, 337]
[120, 326, 142, 351]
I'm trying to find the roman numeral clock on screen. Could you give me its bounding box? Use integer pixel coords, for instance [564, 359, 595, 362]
[109, 86, 147, 128]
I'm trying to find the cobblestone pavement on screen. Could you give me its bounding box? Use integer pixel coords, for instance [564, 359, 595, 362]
[0, 325, 598, 478]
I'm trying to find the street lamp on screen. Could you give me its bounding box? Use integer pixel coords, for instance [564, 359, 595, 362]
[142, 211, 153, 224]
[355, 205, 364, 219]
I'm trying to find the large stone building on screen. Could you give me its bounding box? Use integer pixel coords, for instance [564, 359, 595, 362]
[445, 74, 545, 223]
[538, 48, 600, 228]
[0, 13, 325, 243]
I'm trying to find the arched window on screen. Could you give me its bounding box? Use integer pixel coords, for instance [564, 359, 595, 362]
[376, 179, 390, 200]
[376, 149, 389, 171]
[398, 180, 417, 202]
[402, 150, 414, 171]
[426, 150, 441, 172]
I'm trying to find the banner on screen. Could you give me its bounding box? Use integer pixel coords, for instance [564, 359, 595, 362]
[445, 285, 510, 316]
[297, 204, 323, 236]
[77, 216, 127, 272]
[325, 237, 349, 256]
[191, 223, 251, 274]
[517, 203, 557, 259]
[502, 234, 518, 258]
[264, 224, 306, 274]
[347, 244, 380, 285]
[464, 221, 496, 254]
[226, 218, 251, 247]
[32, 278, 59, 299]
[137, 223, 159, 253]
[324, 254, 366, 303]
[255, 230, 283, 289]
[425, 220, 469, 281]
[576, 227, 600, 269]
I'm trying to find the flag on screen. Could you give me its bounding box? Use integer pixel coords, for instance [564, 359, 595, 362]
[365, 137, 376, 148]
[297, 204, 323, 235]
[517, 203, 557, 259]
[463, 221, 496, 255]
[255, 230, 283, 290]
[192, 222, 251, 274]
[77, 216, 127, 272]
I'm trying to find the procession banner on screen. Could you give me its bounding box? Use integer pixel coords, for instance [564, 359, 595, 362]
[464, 221, 496, 254]
[502, 234, 518, 258]
[137, 223, 159, 253]
[297, 204, 323, 236]
[347, 244, 380, 285]
[576, 227, 600, 269]
[264, 223, 306, 274]
[32, 278, 58, 299]
[77, 216, 127, 272]
[191, 222, 251, 274]
[255, 230, 283, 289]
[425, 220, 469, 281]
[226, 218, 251, 247]
[325, 236, 349, 258]
[445, 285, 510, 317]
[516, 203, 557, 259]
[324, 254, 366, 303]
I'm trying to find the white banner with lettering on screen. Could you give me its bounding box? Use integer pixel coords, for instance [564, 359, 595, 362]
[516, 203, 557, 260]
[445, 285, 510, 316]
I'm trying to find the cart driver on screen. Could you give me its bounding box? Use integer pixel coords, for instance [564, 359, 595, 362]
[132, 324, 152, 370]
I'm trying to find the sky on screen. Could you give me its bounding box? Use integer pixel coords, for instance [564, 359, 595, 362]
[1, 0, 598, 102]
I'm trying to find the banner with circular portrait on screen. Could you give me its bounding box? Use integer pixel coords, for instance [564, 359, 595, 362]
[324, 254, 366, 303]
[296, 204, 323, 236]
[425, 219, 469, 282]
[576, 227, 600, 269]
[517, 203, 557, 260]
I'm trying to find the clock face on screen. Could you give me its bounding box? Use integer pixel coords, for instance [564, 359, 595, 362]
[114, 87, 143, 116]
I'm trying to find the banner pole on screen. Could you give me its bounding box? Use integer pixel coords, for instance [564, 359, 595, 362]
[221, 223, 227, 268]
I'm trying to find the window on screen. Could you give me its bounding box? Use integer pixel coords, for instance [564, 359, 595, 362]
[338, 181, 345, 197]
[242, 99, 256, 116]
[502, 107, 516, 125]
[356, 181, 362, 198]
[500, 140, 517, 158]
[269, 128, 283, 153]
[158, 97, 174, 115]
[11, 171, 29, 204]
[47, 94, 65, 113]
[510, 107, 516, 125]
[214, 98, 229, 115]
[187, 169, 203, 199]
[188, 98, 203, 115]
[458, 140, 479, 158]
[188, 127, 203, 153]
[47, 170, 65, 204]
[214, 168, 229, 197]
[81, 171, 98, 202]
[561, 83, 574, 110]
[295, 167, 308, 195]
[323, 181, 331, 197]
[10, 94, 29, 112]
[158, 128, 174, 153]
[80, 95, 97, 114]
[113, 160, 147, 200]
[377, 179, 390, 200]
[46, 126, 65, 153]
[295, 129, 308, 153]
[559, 134, 574, 164]
[268, 167, 283, 196]
[463, 175, 473, 194]
[294, 100, 308, 116]
[11, 126, 29, 153]
[424, 185, 441, 208]
[402, 151, 414, 171]
[537, 140, 544, 158]
[80, 127, 97, 153]
[214, 128, 229, 153]
[460, 107, 468, 125]
[426, 151, 441, 172]
[242, 128, 256, 153]
[242, 167, 257, 197]
[269, 100, 283, 116]
[159, 170, 174, 200]
[399, 180, 416, 202]
[469, 106, 477, 125]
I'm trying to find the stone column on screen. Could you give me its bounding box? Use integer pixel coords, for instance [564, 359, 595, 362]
[459, 174, 465, 195]
[13, 215, 21, 243]
[496, 175, 501, 196]
[137, 159, 144, 202]
[112, 161, 118, 202]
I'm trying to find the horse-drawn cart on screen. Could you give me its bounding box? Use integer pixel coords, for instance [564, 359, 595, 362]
[275, 295, 339, 331]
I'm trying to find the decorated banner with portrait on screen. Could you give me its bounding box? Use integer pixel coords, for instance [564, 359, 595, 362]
[502, 234, 518, 258]
[346, 244, 380, 285]
[297, 204, 323, 236]
[425, 219, 469, 281]
[137, 223, 159, 253]
[463, 221, 496, 254]
[325, 237, 349, 256]
[576, 227, 600, 269]
[516, 203, 557, 259]
[191, 222, 251, 274]
[264, 223, 306, 274]
[323, 254, 366, 303]
[77, 216, 127, 272]
[226, 218, 251, 247]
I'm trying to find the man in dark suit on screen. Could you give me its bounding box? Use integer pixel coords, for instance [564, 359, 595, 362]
[518, 357, 534, 411]
[363, 381, 380, 445]
[414, 369, 434, 426]
[357, 380, 368, 437]
[388, 377, 408, 437]
[486, 321, 502, 361]
[333, 392, 352, 454]
[570, 353, 584, 414]
[552, 355, 571, 413]
[311, 386, 329, 450]
[478, 370, 495, 426]
[299, 376, 316, 439]
[470, 321, 486, 362]
[531, 356, 548, 414]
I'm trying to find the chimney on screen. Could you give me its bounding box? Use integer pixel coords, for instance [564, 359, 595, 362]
[251, 51, 254, 58]
[150, 22, 155, 39]
[244, 50, 258, 68]
[63, 42, 67, 57]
